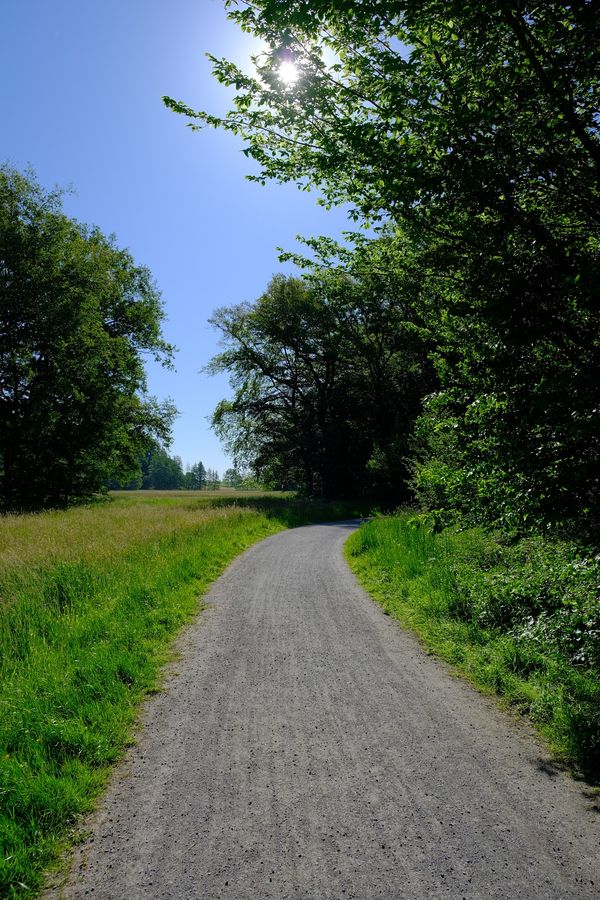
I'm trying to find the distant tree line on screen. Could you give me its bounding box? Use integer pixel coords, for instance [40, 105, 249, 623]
[173, 0, 600, 537]
[109, 441, 256, 491]
[110, 443, 213, 490]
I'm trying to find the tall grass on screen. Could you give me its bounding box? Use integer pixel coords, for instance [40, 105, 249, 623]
[0, 492, 362, 896]
[346, 514, 600, 782]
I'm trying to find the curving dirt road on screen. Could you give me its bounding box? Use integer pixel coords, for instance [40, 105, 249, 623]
[51, 521, 600, 899]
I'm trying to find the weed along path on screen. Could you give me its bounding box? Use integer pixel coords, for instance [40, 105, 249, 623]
[50, 522, 599, 899]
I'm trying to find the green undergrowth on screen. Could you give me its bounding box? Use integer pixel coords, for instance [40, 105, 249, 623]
[0, 493, 363, 897]
[346, 513, 600, 782]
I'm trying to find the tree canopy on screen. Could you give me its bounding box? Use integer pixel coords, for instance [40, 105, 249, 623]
[209, 266, 433, 498]
[168, 1, 600, 533]
[0, 166, 175, 509]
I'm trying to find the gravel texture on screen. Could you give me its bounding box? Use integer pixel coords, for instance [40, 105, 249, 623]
[48, 521, 600, 899]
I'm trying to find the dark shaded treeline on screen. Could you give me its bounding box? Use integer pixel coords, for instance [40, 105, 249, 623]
[209, 255, 435, 503]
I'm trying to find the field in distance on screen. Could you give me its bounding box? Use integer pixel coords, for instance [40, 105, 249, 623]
[110, 488, 285, 501]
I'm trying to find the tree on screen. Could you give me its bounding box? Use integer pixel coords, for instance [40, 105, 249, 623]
[142, 446, 185, 490]
[110, 445, 202, 490]
[0, 166, 175, 509]
[166, 2, 599, 236]
[209, 267, 433, 498]
[184, 460, 207, 490]
[222, 467, 243, 488]
[167, 1, 600, 531]
[205, 468, 221, 489]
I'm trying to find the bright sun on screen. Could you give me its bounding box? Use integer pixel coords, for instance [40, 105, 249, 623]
[278, 60, 300, 87]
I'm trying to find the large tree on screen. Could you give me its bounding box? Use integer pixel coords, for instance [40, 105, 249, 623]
[167, 1, 600, 530]
[0, 166, 175, 509]
[165, 2, 599, 238]
[209, 265, 433, 498]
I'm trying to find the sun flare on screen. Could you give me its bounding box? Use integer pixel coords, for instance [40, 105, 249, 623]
[278, 59, 300, 87]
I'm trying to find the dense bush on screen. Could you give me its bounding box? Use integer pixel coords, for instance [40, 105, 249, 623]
[451, 535, 600, 670]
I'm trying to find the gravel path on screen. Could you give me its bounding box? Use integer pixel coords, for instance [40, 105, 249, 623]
[50, 521, 600, 899]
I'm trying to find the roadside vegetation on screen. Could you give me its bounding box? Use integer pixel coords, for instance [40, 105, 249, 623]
[346, 514, 600, 780]
[0, 491, 363, 897]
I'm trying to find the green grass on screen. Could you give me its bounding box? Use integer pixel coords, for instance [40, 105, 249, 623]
[0, 492, 363, 897]
[346, 513, 600, 782]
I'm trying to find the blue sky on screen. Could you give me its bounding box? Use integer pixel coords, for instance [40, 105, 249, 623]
[1, 0, 351, 474]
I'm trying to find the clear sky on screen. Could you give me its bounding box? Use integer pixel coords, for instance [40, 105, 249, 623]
[1, 0, 351, 474]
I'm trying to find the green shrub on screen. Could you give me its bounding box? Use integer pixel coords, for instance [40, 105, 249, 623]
[451, 536, 600, 669]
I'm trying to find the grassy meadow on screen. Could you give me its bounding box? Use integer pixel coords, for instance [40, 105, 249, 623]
[0, 491, 362, 897]
[346, 514, 600, 782]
